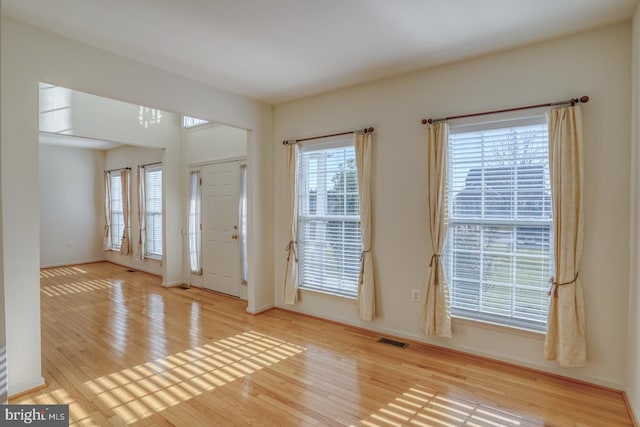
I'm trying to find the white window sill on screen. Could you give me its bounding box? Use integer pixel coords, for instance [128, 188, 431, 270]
[145, 255, 162, 262]
[299, 286, 357, 301]
[452, 315, 546, 338]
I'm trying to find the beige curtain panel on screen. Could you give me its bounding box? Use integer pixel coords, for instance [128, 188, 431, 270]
[544, 106, 586, 367]
[283, 143, 300, 304]
[355, 132, 376, 321]
[120, 169, 132, 256]
[137, 166, 147, 260]
[422, 122, 452, 338]
[103, 172, 112, 251]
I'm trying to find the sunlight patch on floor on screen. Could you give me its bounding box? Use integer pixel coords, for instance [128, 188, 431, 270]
[40, 267, 87, 278]
[357, 384, 540, 427]
[84, 331, 306, 424]
[14, 387, 97, 427]
[41, 279, 119, 297]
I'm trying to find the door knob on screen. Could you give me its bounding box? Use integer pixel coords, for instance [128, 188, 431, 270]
[231, 234, 239, 240]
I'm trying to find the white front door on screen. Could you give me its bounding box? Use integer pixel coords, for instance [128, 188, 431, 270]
[202, 161, 241, 296]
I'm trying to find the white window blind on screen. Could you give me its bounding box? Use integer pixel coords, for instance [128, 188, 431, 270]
[298, 139, 362, 298]
[445, 116, 553, 331]
[145, 165, 163, 259]
[110, 172, 124, 250]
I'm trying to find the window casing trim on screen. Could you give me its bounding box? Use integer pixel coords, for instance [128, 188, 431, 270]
[296, 137, 362, 299]
[144, 164, 163, 260]
[109, 171, 124, 251]
[445, 115, 552, 332]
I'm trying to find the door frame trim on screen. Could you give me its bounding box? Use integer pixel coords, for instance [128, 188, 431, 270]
[188, 155, 246, 168]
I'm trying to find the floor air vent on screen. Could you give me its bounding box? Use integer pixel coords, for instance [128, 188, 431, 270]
[126, 269, 136, 273]
[377, 337, 408, 348]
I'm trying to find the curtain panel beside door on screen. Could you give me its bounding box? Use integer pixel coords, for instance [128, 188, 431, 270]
[103, 172, 112, 251]
[188, 169, 203, 275]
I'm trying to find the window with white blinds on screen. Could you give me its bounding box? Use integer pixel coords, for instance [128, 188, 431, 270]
[110, 171, 124, 250]
[298, 139, 362, 298]
[145, 165, 163, 259]
[445, 116, 553, 331]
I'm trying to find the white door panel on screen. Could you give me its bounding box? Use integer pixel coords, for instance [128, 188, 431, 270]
[202, 161, 241, 296]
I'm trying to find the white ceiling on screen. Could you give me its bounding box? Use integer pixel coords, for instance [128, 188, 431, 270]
[2, 0, 638, 104]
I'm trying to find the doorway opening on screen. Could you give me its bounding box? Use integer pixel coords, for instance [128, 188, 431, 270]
[182, 120, 248, 299]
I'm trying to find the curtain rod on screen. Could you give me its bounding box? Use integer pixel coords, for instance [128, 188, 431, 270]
[421, 96, 589, 125]
[282, 127, 374, 145]
[104, 167, 131, 173]
[139, 161, 162, 168]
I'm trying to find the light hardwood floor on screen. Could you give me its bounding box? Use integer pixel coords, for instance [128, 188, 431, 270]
[11, 262, 634, 426]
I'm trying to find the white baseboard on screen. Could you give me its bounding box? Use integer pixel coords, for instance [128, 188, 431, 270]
[105, 261, 162, 278]
[247, 303, 274, 315]
[274, 304, 625, 391]
[8, 376, 45, 399]
[162, 280, 184, 287]
[626, 391, 640, 426]
[378, 325, 623, 390]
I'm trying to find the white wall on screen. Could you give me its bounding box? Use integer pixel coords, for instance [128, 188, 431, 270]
[274, 23, 632, 388]
[627, 3, 640, 424]
[57, 88, 181, 280]
[183, 124, 247, 165]
[71, 90, 181, 147]
[0, 15, 7, 402]
[1, 18, 44, 395]
[0, 15, 274, 396]
[104, 145, 163, 276]
[39, 144, 104, 267]
[39, 87, 181, 271]
[60, 88, 183, 284]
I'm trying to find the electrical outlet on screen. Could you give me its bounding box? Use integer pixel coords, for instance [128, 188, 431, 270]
[411, 289, 420, 302]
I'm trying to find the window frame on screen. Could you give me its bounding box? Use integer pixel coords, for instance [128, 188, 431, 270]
[144, 164, 163, 260]
[297, 137, 362, 299]
[109, 171, 124, 251]
[182, 115, 210, 129]
[444, 115, 553, 332]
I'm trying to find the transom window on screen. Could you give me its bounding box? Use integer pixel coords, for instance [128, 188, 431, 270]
[298, 139, 362, 298]
[182, 116, 210, 128]
[445, 116, 553, 331]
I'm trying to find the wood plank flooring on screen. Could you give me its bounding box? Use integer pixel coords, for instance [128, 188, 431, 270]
[11, 262, 634, 426]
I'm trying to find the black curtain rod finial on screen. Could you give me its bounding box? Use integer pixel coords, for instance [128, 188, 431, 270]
[572, 96, 589, 106]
